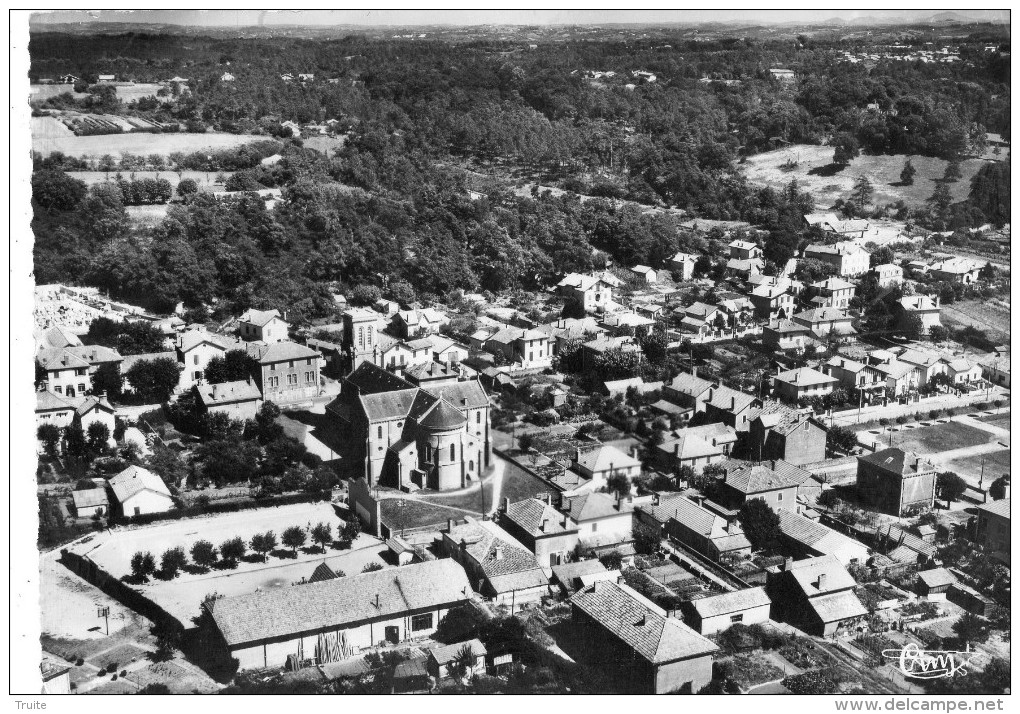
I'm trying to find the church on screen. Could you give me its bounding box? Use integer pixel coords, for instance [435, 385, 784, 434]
[326, 361, 492, 491]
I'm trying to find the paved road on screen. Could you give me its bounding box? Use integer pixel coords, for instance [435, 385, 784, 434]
[829, 390, 1008, 428]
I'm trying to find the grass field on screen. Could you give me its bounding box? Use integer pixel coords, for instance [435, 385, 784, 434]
[32, 116, 266, 158]
[944, 448, 1011, 482]
[978, 412, 1011, 429]
[892, 421, 993, 455]
[741, 144, 993, 210]
[67, 170, 234, 187]
[29, 84, 89, 101]
[940, 299, 1012, 344]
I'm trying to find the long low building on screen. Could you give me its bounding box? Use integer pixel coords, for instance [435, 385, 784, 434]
[208, 559, 472, 670]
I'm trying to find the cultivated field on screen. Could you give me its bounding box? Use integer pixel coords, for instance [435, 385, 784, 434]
[29, 84, 89, 101]
[940, 299, 1012, 344]
[68, 170, 233, 189]
[32, 116, 265, 158]
[741, 145, 992, 210]
[112, 83, 165, 103]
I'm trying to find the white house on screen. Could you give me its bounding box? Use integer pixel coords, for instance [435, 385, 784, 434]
[175, 329, 238, 390]
[108, 466, 175, 517]
[631, 265, 658, 284]
[238, 309, 289, 343]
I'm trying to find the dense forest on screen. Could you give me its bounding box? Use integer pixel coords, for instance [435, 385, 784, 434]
[29, 26, 1010, 319]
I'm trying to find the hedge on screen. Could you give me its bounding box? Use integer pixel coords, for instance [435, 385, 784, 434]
[109, 490, 331, 527]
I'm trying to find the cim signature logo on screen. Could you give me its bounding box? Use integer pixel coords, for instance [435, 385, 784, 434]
[882, 643, 985, 679]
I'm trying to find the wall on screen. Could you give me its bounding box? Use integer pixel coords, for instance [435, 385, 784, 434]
[775, 421, 826, 466]
[121, 490, 175, 517]
[208, 399, 261, 421]
[577, 512, 633, 544]
[179, 343, 225, 389]
[532, 531, 580, 570]
[655, 655, 714, 693]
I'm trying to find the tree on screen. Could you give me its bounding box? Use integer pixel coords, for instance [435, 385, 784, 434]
[190, 540, 218, 570]
[989, 475, 1010, 501]
[250, 531, 277, 562]
[310, 522, 332, 553]
[37, 423, 61, 457]
[177, 178, 198, 196]
[899, 159, 917, 185]
[928, 183, 953, 216]
[900, 311, 926, 340]
[953, 613, 991, 646]
[737, 499, 781, 551]
[130, 551, 156, 581]
[86, 422, 111, 456]
[125, 357, 181, 403]
[282, 526, 306, 555]
[362, 562, 384, 573]
[204, 349, 257, 385]
[605, 471, 631, 498]
[832, 134, 859, 166]
[160, 547, 187, 578]
[851, 175, 874, 213]
[937, 471, 967, 503]
[341, 517, 361, 543]
[633, 522, 661, 555]
[91, 362, 123, 400]
[943, 161, 962, 183]
[516, 432, 535, 454]
[979, 262, 996, 282]
[32, 170, 88, 212]
[826, 424, 858, 455]
[219, 537, 246, 564]
[928, 325, 949, 344]
[63, 424, 89, 463]
[448, 644, 477, 682]
[561, 297, 586, 319]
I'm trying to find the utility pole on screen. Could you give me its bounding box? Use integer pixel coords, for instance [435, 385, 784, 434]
[97, 605, 110, 636]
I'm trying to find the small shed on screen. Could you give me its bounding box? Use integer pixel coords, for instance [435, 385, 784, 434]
[916, 568, 955, 600]
[72, 488, 109, 518]
[427, 639, 487, 679]
[681, 586, 772, 635]
[948, 582, 994, 616]
[386, 535, 416, 565]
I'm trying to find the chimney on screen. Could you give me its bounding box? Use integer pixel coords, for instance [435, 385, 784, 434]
[653, 493, 660, 506]
[731, 396, 736, 410]
[616, 492, 623, 511]
[461, 398, 468, 406]
[817, 574, 827, 590]
[374, 593, 380, 608]
[1003, 484, 1011, 500]
[674, 443, 681, 456]
[544, 493, 552, 505]
[502, 497, 510, 512]
[540, 519, 548, 533]
[494, 546, 504, 560]
[575, 448, 581, 462]
[692, 366, 697, 378]
[783, 557, 793, 571]
[447, 518, 454, 533]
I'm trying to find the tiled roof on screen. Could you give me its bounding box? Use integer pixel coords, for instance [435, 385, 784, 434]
[429, 639, 487, 665]
[793, 308, 850, 324]
[575, 444, 641, 474]
[690, 587, 771, 618]
[420, 399, 468, 430]
[563, 492, 634, 522]
[571, 580, 717, 664]
[195, 380, 262, 406]
[211, 559, 472, 646]
[121, 351, 177, 373]
[777, 510, 868, 559]
[776, 367, 838, 387]
[108, 466, 171, 503]
[725, 463, 800, 494]
[664, 497, 725, 538]
[504, 498, 574, 537]
[428, 380, 490, 410]
[813, 277, 857, 291]
[405, 361, 458, 381]
[245, 340, 319, 364]
[766, 319, 811, 335]
[877, 525, 938, 560]
[75, 395, 114, 416]
[858, 448, 935, 476]
[178, 329, 236, 353]
[346, 362, 415, 394]
[705, 384, 757, 413]
[72, 488, 109, 509]
[447, 520, 547, 588]
[308, 563, 338, 583]
[977, 498, 1010, 519]
[37, 348, 90, 371]
[36, 390, 75, 412]
[551, 559, 608, 587]
[917, 568, 956, 589]
[239, 308, 283, 327]
[359, 389, 420, 422]
[39, 325, 83, 349]
[784, 555, 858, 595]
[809, 590, 869, 623]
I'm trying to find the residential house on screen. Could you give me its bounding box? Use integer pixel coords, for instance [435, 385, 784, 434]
[726, 257, 764, 280]
[427, 639, 487, 680]
[326, 362, 491, 490]
[72, 488, 109, 518]
[245, 341, 321, 403]
[238, 309, 289, 343]
[791, 308, 856, 340]
[404, 360, 461, 389]
[535, 317, 606, 355]
[35, 390, 77, 429]
[765, 555, 868, 636]
[978, 352, 1010, 389]
[220, 72, 235, 82]
[175, 329, 236, 390]
[570, 580, 717, 694]
[974, 499, 1010, 557]
[602, 376, 662, 398]
[777, 509, 869, 567]
[762, 319, 813, 352]
[555, 273, 614, 313]
[773, 367, 838, 403]
[571, 444, 642, 486]
[73, 395, 116, 435]
[669, 252, 698, 280]
[770, 68, 796, 83]
[929, 258, 982, 284]
[36, 345, 123, 398]
[916, 568, 956, 601]
[729, 239, 763, 261]
[193, 379, 263, 420]
[895, 295, 941, 335]
[942, 357, 982, 385]
[749, 284, 795, 320]
[209, 559, 472, 670]
[822, 356, 886, 398]
[803, 242, 870, 278]
[441, 518, 549, 610]
[108, 465, 175, 518]
[804, 215, 870, 241]
[580, 335, 643, 372]
[809, 277, 856, 310]
[425, 335, 469, 365]
[655, 423, 738, 474]
[551, 559, 615, 594]
[601, 311, 656, 338]
[679, 302, 726, 339]
[703, 384, 761, 433]
[720, 462, 800, 513]
[500, 496, 580, 570]
[374, 299, 400, 317]
[856, 448, 936, 516]
[681, 587, 771, 635]
[631, 265, 657, 284]
[662, 370, 716, 413]
[661, 495, 752, 562]
[561, 491, 637, 547]
[392, 308, 450, 339]
[35, 324, 83, 350]
[483, 327, 552, 369]
[748, 402, 827, 465]
[866, 352, 917, 397]
[871, 263, 903, 288]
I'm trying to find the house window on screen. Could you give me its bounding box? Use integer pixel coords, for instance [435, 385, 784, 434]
[193, 371, 202, 381]
[54, 386, 62, 394]
[469, 460, 474, 471]
[270, 363, 276, 372]
[378, 426, 383, 439]
[450, 444, 456, 461]
[777, 493, 783, 502]
[289, 360, 295, 369]
[476, 412, 481, 424]
[591, 523, 598, 532]
[306, 358, 312, 366]
[78, 383, 86, 392]
[410, 613, 434, 632]
[193, 355, 199, 365]
[358, 327, 365, 348]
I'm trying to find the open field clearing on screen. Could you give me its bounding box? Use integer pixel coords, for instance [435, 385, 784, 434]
[891, 420, 993, 455]
[741, 144, 992, 210]
[112, 83, 165, 103]
[944, 448, 1011, 483]
[125, 204, 171, 225]
[68, 170, 233, 188]
[32, 116, 265, 157]
[940, 299, 1012, 343]
[29, 84, 89, 101]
